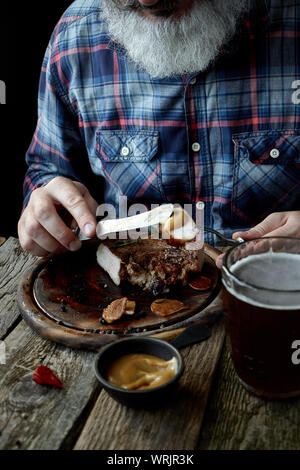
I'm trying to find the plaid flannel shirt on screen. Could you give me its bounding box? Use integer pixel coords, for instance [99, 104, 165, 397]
[24, 0, 300, 244]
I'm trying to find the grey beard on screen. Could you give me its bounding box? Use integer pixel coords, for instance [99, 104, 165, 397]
[102, 0, 247, 78]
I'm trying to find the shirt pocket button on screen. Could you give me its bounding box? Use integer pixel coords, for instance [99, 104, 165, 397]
[120, 146, 130, 157]
[270, 148, 280, 159]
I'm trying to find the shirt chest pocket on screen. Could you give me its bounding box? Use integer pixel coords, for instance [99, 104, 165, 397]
[94, 129, 164, 202]
[232, 131, 300, 224]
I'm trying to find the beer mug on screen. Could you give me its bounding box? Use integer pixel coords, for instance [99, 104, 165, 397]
[222, 237, 300, 400]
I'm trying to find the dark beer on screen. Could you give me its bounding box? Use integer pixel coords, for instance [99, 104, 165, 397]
[222, 247, 300, 399]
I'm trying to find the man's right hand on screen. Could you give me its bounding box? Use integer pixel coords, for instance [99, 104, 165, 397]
[18, 177, 98, 257]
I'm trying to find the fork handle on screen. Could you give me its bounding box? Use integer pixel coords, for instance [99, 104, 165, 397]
[203, 243, 223, 262]
[204, 226, 241, 246]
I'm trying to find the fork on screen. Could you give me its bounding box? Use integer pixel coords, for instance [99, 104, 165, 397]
[204, 227, 244, 246]
[75, 222, 244, 246]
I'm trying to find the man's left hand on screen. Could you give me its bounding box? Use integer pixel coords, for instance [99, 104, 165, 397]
[233, 211, 300, 241]
[215, 211, 300, 269]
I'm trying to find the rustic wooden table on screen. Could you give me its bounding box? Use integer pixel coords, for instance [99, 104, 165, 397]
[0, 237, 300, 451]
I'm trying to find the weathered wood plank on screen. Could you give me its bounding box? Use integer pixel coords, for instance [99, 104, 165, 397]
[73, 319, 225, 450]
[0, 238, 6, 248]
[198, 343, 300, 450]
[0, 320, 100, 450]
[0, 238, 38, 339]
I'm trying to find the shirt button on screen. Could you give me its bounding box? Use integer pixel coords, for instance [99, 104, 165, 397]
[190, 78, 197, 85]
[120, 146, 130, 157]
[270, 148, 280, 159]
[192, 142, 201, 152]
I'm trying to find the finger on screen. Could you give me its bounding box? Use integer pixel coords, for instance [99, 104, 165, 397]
[47, 178, 97, 237]
[69, 189, 98, 232]
[19, 234, 49, 257]
[27, 241, 49, 257]
[232, 213, 287, 240]
[73, 181, 99, 217]
[29, 221, 67, 254]
[216, 253, 224, 270]
[84, 192, 99, 218]
[20, 209, 69, 253]
[253, 224, 294, 238]
[29, 193, 82, 251]
[71, 218, 78, 230]
[18, 214, 47, 257]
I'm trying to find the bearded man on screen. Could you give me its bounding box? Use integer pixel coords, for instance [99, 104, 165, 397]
[18, 0, 300, 256]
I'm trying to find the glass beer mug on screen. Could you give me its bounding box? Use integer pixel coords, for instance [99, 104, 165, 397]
[222, 237, 300, 399]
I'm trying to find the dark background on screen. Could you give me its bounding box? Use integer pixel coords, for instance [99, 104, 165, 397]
[0, 1, 72, 238]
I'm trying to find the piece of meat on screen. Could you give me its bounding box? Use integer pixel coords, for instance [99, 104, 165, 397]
[125, 300, 136, 315]
[102, 297, 128, 323]
[97, 239, 204, 295]
[151, 299, 186, 316]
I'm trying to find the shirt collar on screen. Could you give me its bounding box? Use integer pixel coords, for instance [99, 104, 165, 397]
[107, 40, 127, 56]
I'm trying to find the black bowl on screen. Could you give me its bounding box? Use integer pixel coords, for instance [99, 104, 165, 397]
[94, 337, 184, 408]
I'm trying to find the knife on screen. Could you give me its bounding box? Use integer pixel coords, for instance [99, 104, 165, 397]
[76, 203, 175, 240]
[170, 323, 211, 350]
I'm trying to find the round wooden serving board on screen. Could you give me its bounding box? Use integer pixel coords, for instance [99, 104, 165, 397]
[17, 241, 221, 351]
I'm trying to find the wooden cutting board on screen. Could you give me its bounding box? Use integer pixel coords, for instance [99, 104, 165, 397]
[17, 241, 222, 350]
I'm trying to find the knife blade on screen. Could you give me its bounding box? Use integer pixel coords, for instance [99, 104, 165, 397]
[96, 203, 174, 238]
[170, 323, 211, 350]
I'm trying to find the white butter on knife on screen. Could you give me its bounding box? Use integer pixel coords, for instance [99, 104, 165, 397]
[96, 203, 174, 238]
[161, 206, 200, 243]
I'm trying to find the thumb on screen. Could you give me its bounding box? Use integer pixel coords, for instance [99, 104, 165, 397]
[233, 213, 285, 241]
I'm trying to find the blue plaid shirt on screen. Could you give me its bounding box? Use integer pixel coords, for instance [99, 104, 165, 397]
[24, 0, 300, 244]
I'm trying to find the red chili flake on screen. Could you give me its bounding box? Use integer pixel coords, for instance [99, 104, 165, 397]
[189, 275, 212, 291]
[32, 366, 63, 388]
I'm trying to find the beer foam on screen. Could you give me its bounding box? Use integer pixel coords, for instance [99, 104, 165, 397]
[223, 252, 300, 310]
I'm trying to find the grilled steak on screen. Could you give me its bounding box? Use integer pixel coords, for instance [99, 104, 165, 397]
[96, 239, 204, 295]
